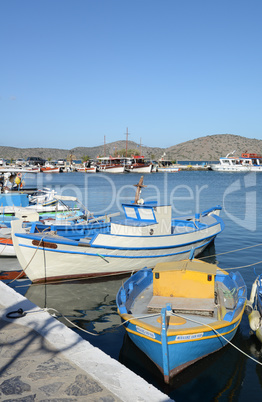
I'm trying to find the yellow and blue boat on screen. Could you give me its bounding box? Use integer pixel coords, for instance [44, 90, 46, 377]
[117, 259, 247, 383]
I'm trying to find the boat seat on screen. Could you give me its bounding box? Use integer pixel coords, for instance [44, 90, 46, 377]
[147, 296, 215, 316]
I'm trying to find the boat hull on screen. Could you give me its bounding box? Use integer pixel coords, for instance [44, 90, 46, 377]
[11, 216, 223, 282]
[157, 167, 180, 173]
[98, 166, 125, 173]
[125, 165, 152, 173]
[40, 167, 61, 173]
[127, 315, 242, 380]
[76, 167, 97, 173]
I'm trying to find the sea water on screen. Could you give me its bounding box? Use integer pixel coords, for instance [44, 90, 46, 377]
[2, 170, 262, 401]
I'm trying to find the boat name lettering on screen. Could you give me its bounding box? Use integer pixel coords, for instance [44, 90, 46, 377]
[176, 333, 203, 341]
[136, 326, 155, 339]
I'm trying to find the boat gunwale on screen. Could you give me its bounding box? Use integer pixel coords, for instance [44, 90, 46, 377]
[119, 305, 245, 340]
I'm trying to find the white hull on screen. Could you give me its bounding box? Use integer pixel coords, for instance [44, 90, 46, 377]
[210, 152, 262, 172]
[158, 167, 180, 173]
[125, 165, 152, 173]
[11, 218, 222, 283]
[210, 165, 257, 172]
[0, 204, 71, 215]
[77, 167, 97, 173]
[98, 166, 125, 173]
[0, 167, 40, 173]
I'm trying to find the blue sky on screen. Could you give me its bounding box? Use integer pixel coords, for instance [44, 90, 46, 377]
[1, 0, 262, 149]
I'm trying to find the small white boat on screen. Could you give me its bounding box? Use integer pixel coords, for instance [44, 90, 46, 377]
[157, 159, 180, 173]
[210, 151, 262, 172]
[157, 166, 180, 173]
[11, 177, 224, 283]
[40, 166, 61, 173]
[1, 195, 118, 257]
[0, 190, 73, 216]
[76, 161, 97, 173]
[117, 259, 247, 383]
[97, 157, 125, 173]
[125, 156, 152, 173]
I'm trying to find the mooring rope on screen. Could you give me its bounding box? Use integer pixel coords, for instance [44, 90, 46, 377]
[170, 311, 262, 366]
[6, 304, 262, 368]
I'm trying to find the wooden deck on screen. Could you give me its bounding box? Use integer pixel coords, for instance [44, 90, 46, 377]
[147, 295, 215, 316]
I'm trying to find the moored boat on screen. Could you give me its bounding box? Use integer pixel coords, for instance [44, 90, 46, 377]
[246, 274, 262, 343]
[0, 190, 75, 216]
[40, 166, 61, 173]
[125, 156, 152, 173]
[157, 159, 180, 173]
[210, 151, 262, 172]
[96, 157, 125, 173]
[11, 177, 224, 283]
[116, 259, 247, 383]
[1, 195, 119, 256]
[76, 160, 97, 173]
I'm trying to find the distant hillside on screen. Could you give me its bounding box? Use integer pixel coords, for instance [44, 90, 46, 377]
[165, 134, 262, 161]
[1, 134, 262, 162]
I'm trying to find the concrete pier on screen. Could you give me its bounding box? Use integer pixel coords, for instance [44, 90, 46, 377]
[0, 281, 173, 401]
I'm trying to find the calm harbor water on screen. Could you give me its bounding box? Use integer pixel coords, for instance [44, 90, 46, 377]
[2, 170, 262, 401]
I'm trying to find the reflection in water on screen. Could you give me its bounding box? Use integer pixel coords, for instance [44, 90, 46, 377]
[25, 275, 130, 334]
[196, 240, 218, 264]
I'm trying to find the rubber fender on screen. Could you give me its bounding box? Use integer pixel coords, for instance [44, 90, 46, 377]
[248, 310, 261, 332]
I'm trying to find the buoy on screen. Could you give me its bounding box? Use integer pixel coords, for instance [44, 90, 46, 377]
[248, 309, 261, 332]
[15, 176, 21, 185]
[250, 280, 258, 304]
[256, 327, 262, 343]
[245, 279, 258, 314]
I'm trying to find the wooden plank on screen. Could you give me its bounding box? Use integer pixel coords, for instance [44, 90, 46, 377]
[147, 295, 215, 315]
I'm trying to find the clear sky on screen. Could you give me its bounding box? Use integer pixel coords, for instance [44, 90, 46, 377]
[1, 0, 262, 149]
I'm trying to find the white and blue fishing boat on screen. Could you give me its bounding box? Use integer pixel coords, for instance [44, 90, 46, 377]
[246, 274, 262, 343]
[1, 195, 117, 257]
[11, 177, 224, 282]
[0, 189, 73, 216]
[116, 259, 247, 383]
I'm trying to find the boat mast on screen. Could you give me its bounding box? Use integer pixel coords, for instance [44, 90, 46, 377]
[125, 128, 130, 157]
[134, 176, 147, 204]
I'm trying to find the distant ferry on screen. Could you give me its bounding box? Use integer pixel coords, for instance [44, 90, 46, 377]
[210, 151, 262, 172]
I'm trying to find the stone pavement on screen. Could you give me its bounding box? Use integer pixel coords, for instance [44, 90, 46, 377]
[0, 281, 173, 402]
[0, 318, 121, 401]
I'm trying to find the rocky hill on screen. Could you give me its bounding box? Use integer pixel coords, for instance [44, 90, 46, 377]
[1, 134, 262, 162]
[165, 134, 262, 161]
